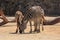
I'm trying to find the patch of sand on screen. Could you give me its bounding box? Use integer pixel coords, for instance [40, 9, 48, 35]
[0, 17, 60, 40]
[0, 23, 60, 40]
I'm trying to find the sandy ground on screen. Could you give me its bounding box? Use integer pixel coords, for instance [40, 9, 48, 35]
[0, 17, 60, 40]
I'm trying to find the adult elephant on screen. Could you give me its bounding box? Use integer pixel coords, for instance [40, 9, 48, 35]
[20, 4, 60, 33]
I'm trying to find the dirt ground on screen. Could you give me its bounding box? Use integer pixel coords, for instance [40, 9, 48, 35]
[0, 17, 60, 40]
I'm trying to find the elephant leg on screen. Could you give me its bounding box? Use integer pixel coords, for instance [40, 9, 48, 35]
[19, 27, 23, 34]
[15, 20, 19, 33]
[37, 24, 40, 33]
[34, 22, 37, 32]
[41, 19, 44, 31]
[29, 21, 32, 33]
[15, 27, 18, 33]
[37, 21, 40, 33]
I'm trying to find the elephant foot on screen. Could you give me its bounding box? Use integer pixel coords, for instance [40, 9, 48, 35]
[19, 30, 23, 34]
[29, 31, 32, 33]
[42, 28, 44, 31]
[37, 29, 40, 33]
[15, 30, 18, 34]
[15, 29, 18, 34]
[33, 29, 37, 32]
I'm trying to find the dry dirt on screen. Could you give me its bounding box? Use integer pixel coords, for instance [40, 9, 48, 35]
[0, 17, 60, 40]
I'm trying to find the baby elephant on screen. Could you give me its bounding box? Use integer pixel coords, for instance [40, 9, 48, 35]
[15, 11, 24, 33]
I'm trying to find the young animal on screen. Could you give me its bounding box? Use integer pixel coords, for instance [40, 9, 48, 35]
[15, 11, 24, 33]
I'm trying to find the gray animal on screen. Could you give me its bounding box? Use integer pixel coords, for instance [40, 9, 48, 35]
[15, 6, 45, 33]
[22, 6, 45, 33]
[15, 11, 24, 33]
[29, 6, 44, 33]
